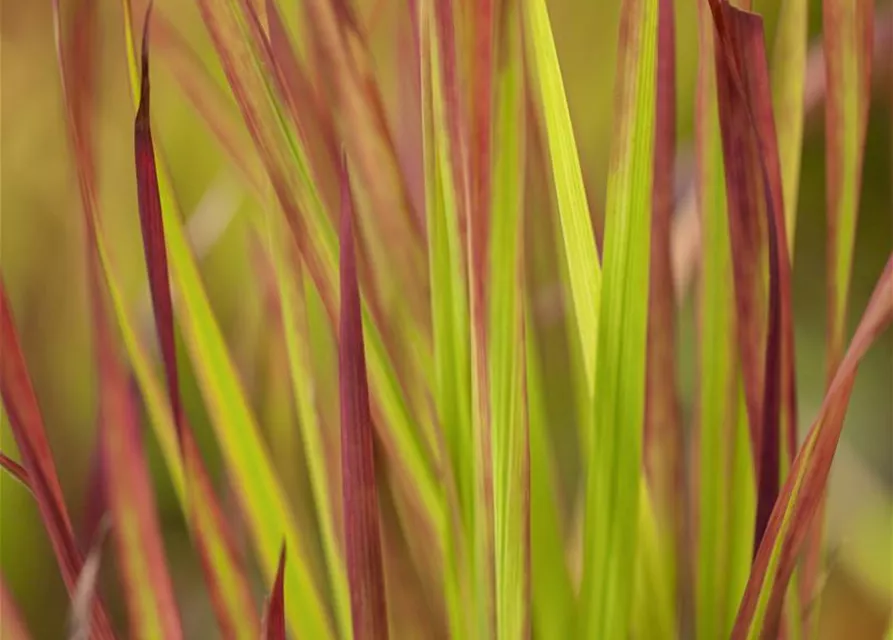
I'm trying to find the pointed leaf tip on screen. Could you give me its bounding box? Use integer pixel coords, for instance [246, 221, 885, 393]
[339, 156, 389, 640]
[133, 0, 184, 447]
[262, 544, 287, 640]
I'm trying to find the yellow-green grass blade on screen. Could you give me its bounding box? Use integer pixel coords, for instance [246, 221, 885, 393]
[489, 5, 528, 637]
[118, 4, 332, 637]
[420, 1, 474, 636]
[580, 0, 658, 637]
[770, 0, 808, 255]
[523, 0, 601, 391]
[694, 3, 754, 638]
[632, 484, 675, 640]
[525, 308, 574, 640]
[262, 210, 351, 636]
[185, 0, 443, 545]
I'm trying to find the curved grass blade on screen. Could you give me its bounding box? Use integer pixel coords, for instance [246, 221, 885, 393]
[523, 0, 601, 390]
[0, 283, 115, 639]
[580, 0, 659, 637]
[0, 575, 31, 640]
[708, 0, 797, 554]
[191, 0, 443, 543]
[0, 452, 30, 490]
[133, 8, 184, 448]
[54, 5, 182, 635]
[54, 2, 259, 633]
[489, 5, 529, 636]
[340, 159, 389, 640]
[119, 3, 332, 637]
[261, 545, 287, 640]
[732, 255, 893, 640]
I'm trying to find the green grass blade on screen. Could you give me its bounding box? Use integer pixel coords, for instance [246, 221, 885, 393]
[420, 1, 474, 635]
[489, 5, 528, 637]
[118, 4, 332, 637]
[526, 308, 574, 639]
[263, 214, 351, 635]
[694, 3, 754, 638]
[580, 0, 658, 636]
[770, 0, 808, 255]
[523, 0, 601, 391]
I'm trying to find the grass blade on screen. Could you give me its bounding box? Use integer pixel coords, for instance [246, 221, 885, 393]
[581, 0, 658, 636]
[133, 9, 184, 446]
[340, 159, 389, 640]
[0, 282, 115, 639]
[694, 2, 755, 636]
[802, 0, 875, 623]
[523, 0, 601, 390]
[770, 0, 808, 254]
[489, 4, 529, 637]
[261, 545, 287, 640]
[55, 3, 260, 633]
[119, 3, 333, 636]
[0, 575, 31, 640]
[643, 0, 684, 628]
[420, 1, 476, 635]
[732, 255, 893, 639]
[53, 5, 183, 634]
[708, 0, 797, 553]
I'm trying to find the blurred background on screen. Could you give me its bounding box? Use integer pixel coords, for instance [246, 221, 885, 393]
[1, 0, 890, 637]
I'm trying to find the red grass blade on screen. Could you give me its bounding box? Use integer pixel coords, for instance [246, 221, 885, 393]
[261, 544, 287, 640]
[732, 254, 893, 639]
[801, 0, 875, 620]
[708, 0, 797, 551]
[0, 283, 116, 639]
[55, 2, 258, 634]
[0, 452, 31, 491]
[134, 6, 184, 446]
[644, 0, 686, 625]
[339, 157, 389, 640]
[0, 576, 31, 640]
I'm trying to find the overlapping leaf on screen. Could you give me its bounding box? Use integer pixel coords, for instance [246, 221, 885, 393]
[581, 0, 658, 637]
[732, 255, 893, 639]
[339, 160, 389, 640]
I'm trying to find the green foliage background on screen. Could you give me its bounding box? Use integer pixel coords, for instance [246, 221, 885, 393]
[0, 0, 890, 637]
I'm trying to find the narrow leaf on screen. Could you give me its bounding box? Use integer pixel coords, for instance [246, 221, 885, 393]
[489, 4, 529, 637]
[523, 0, 601, 389]
[340, 159, 389, 640]
[802, 0, 874, 622]
[0, 282, 115, 639]
[770, 0, 808, 254]
[133, 8, 184, 446]
[55, 1, 259, 632]
[643, 0, 684, 628]
[119, 2, 332, 636]
[708, 0, 797, 554]
[581, 0, 658, 637]
[261, 545, 287, 640]
[732, 255, 893, 639]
